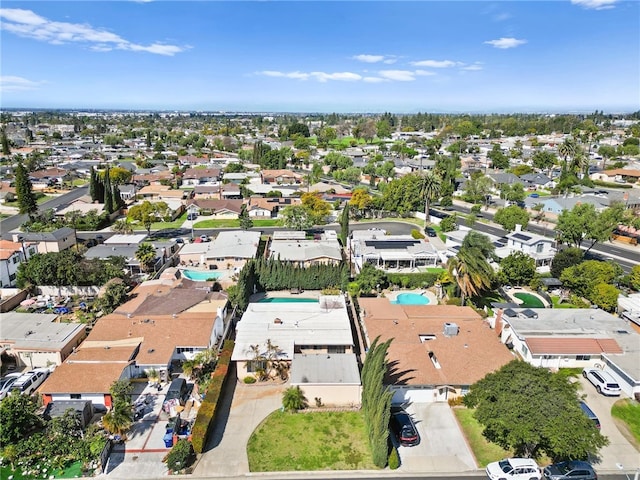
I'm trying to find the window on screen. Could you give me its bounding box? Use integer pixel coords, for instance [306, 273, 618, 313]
[70, 394, 82, 399]
[9, 273, 16, 281]
[536, 243, 544, 253]
[328, 346, 345, 354]
[576, 355, 591, 361]
[521, 345, 529, 356]
[12, 256, 19, 264]
[247, 360, 267, 373]
[176, 347, 196, 354]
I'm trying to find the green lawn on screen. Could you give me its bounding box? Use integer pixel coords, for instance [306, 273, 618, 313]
[1, 460, 83, 479]
[149, 212, 189, 230]
[513, 292, 545, 308]
[247, 410, 376, 471]
[611, 398, 640, 447]
[36, 195, 56, 204]
[453, 407, 510, 467]
[551, 296, 578, 309]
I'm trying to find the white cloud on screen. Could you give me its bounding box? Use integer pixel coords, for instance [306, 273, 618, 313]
[410, 59, 459, 68]
[378, 70, 416, 82]
[462, 63, 483, 71]
[571, 0, 617, 9]
[353, 54, 397, 64]
[352, 54, 385, 63]
[258, 71, 361, 82]
[0, 75, 45, 92]
[363, 76, 387, 83]
[484, 37, 527, 49]
[0, 8, 186, 56]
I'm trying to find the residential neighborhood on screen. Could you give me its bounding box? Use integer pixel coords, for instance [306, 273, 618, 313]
[1, 109, 639, 479]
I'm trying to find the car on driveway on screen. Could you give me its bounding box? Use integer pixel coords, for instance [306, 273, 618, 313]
[0, 373, 23, 400]
[486, 458, 542, 480]
[542, 460, 597, 480]
[390, 406, 420, 446]
[582, 368, 621, 396]
[425, 227, 437, 237]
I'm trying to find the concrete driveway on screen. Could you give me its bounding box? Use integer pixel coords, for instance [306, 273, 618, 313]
[395, 403, 477, 473]
[193, 370, 286, 477]
[577, 376, 640, 473]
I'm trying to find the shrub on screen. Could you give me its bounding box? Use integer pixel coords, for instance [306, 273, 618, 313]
[164, 439, 195, 473]
[411, 229, 424, 239]
[191, 340, 234, 453]
[446, 297, 462, 306]
[388, 445, 400, 470]
[447, 396, 465, 407]
[243, 376, 256, 384]
[387, 272, 438, 289]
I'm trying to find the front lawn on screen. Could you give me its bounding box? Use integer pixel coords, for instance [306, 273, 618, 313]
[453, 407, 510, 467]
[149, 212, 189, 230]
[247, 410, 375, 471]
[611, 398, 640, 447]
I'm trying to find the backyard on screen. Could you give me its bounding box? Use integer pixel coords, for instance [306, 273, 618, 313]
[513, 292, 546, 308]
[247, 410, 375, 471]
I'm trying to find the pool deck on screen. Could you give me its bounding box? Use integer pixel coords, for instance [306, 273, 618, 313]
[249, 290, 323, 302]
[386, 289, 438, 305]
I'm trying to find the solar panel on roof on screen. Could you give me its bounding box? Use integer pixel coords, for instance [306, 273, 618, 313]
[512, 233, 532, 241]
[364, 240, 419, 249]
[522, 309, 539, 318]
[503, 308, 518, 317]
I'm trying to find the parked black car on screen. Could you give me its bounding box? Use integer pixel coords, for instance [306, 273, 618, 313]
[390, 406, 420, 446]
[543, 460, 597, 480]
[425, 227, 437, 237]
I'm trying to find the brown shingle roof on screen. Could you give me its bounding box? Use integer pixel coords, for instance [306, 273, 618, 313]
[525, 337, 623, 355]
[188, 199, 243, 214]
[359, 298, 514, 387]
[87, 312, 215, 366]
[0, 240, 22, 260]
[40, 362, 129, 394]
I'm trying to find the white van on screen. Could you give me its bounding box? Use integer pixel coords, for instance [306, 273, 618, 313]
[12, 368, 50, 395]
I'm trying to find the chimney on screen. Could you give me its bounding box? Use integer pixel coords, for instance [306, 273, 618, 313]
[515, 224, 522, 232]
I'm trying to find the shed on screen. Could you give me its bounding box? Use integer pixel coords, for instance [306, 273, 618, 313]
[44, 399, 94, 428]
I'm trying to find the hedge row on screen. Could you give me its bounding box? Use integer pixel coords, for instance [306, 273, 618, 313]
[386, 272, 439, 289]
[191, 340, 234, 454]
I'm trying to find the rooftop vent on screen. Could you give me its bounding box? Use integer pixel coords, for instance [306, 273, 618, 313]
[443, 322, 459, 336]
[274, 318, 283, 324]
[419, 334, 436, 342]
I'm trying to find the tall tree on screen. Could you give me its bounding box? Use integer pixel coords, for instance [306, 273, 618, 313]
[14, 162, 38, 220]
[103, 165, 114, 213]
[238, 204, 253, 230]
[422, 171, 442, 226]
[339, 203, 350, 246]
[447, 232, 494, 304]
[1, 127, 10, 155]
[464, 360, 608, 461]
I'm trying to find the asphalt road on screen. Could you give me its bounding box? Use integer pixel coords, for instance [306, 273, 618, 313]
[0, 186, 89, 240]
[445, 204, 640, 273]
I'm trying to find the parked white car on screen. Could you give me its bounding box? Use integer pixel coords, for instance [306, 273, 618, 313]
[486, 458, 542, 480]
[582, 368, 621, 396]
[0, 373, 23, 400]
[11, 368, 50, 395]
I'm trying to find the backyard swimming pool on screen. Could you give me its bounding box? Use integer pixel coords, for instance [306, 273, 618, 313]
[182, 269, 223, 281]
[391, 293, 431, 305]
[258, 297, 319, 303]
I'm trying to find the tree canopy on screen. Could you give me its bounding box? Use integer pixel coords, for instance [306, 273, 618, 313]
[499, 251, 536, 286]
[464, 360, 608, 461]
[494, 205, 530, 232]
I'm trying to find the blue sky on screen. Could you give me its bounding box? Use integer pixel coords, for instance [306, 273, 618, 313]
[1, 1, 639, 113]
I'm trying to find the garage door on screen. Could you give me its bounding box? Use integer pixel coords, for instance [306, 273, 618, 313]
[391, 386, 436, 404]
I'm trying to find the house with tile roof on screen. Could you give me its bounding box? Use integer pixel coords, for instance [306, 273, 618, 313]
[260, 169, 303, 185]
[187, 199, 243, 218]
[246, 196, 301, 218]
[268, 233, 343, 267]
[496, 307, 640, 397]
[358, 299, 514, 403]
[39, 277, 224, 407]
[350, 231, 439, 271]
[182, 167, 221, 187]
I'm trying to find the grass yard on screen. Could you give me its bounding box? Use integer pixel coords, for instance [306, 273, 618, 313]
[472, 291, 508, 315]
[247, 410, 376, 472]
[453, 407, 510, 467]
[150, 212, 189, 230]
[1, 461, 83, 479]
[551, 296, 578, 309]
[611, 398, 640, 447]
[513, 292, 545, 308]
[36, 195, 56, 204]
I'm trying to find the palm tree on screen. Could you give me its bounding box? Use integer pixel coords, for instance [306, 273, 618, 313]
[101, 404, 132, 436]
[282, 386, 308, 412]
[447, 231, 495, 304]
[558, 137, 576, 175]
[112, 218, 133, 235]
[422, 171, 442, 226]
[135, 242, 157, 273]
